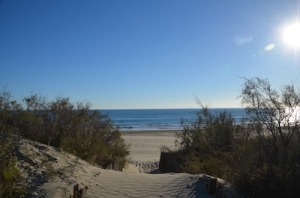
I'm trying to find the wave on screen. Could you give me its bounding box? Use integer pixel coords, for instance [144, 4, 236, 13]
[101, 108, 247, 131]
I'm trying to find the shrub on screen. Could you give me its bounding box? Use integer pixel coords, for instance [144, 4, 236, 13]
[0, 89, 130, 172]
[18, 94, 130, 170]
[176, 104, 242, 178]
[235, 78, 300, 197]
[175, 78, 300, 197]
[0, 135, 27, 197]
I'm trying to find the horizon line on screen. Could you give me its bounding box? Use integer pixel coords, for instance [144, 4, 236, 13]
[96, 107, 243, 110]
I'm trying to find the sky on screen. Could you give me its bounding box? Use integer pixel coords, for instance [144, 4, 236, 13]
[1, 0, 300, 109]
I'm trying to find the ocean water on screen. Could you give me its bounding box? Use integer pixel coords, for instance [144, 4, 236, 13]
[100, 108, 247, 131]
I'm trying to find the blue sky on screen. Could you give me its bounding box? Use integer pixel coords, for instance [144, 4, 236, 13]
[1, 0, 300, 109]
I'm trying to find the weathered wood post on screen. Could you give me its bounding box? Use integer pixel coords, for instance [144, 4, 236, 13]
[210, 177, 217, 194]
[73, 184, 79, 198]
[72, 184, 88, 198]
[159, 151, 182, 173]
[205, 176, 217, 195]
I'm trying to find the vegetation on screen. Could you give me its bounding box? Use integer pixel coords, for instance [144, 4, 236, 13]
[0, 89, 27, 197]
[0, 136, 27, 197]
[0, 87, 129, 196]
[17, 94, 129, 169]
[236, 77, 300, 197]
[175, 78, 300, 198]
[175, 102, 247, 176]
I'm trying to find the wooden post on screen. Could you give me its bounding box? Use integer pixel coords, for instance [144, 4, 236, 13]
[72, 184, 88, 198]
[73, 184, 79, 198]
[210, 177, 217, 194]
[205, 176, 217, 195]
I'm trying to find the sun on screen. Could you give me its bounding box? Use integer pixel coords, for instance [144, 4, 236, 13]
[283, 23, 300, 48]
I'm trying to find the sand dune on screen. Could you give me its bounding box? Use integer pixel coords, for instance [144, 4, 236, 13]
[15, 131, 228, 198]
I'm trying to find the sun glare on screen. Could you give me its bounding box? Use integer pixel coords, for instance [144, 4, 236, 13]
[283, 23, 300, 48]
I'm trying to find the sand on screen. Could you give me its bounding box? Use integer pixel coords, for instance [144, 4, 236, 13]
[121, 130, 179, 173]
[122, 130, 178, 161]
[14, 130, 232, 198]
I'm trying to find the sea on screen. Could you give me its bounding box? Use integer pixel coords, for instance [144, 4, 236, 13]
[100, 108, 247, 131]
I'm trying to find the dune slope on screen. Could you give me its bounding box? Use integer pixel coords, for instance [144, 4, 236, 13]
[16, 137, 213, 198]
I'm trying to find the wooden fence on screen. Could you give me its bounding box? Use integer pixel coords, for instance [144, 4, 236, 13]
[159, 151, 182, 173]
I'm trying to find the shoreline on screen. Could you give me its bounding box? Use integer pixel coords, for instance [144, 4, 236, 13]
[121, 129, 182, 136]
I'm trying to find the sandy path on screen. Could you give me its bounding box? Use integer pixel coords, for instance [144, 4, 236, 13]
[122, 130, 179, 161]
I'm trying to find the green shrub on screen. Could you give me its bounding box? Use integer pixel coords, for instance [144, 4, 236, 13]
[176, 78, 300, 197]
[18, 94, 130, 170]
[176, 105, 240, 178]
[0, 136, 27, 198]
[1, 89, 130, 172]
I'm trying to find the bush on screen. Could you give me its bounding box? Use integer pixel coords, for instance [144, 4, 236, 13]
[176, 104, 242, 178]
[175, 78, 300, 197]
[0, 138, 27, 197]
[18, 94, 130, 170]
[235, 78, 300, 197]
[0, 89, 130, 172]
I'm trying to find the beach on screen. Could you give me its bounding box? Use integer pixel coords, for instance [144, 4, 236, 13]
[15, 130, 223, 198]
[122, 130, 179, 161]
[121, 130, 179, 173]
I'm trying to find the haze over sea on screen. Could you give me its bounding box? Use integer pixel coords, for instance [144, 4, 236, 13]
[100, 108, 247, 131]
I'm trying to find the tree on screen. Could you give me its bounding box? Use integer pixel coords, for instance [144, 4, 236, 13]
[0, 86, 22, 135]
[240, 78, 300, 167]
[173, 78, 300, 197]
[238, 77, 300, 197]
